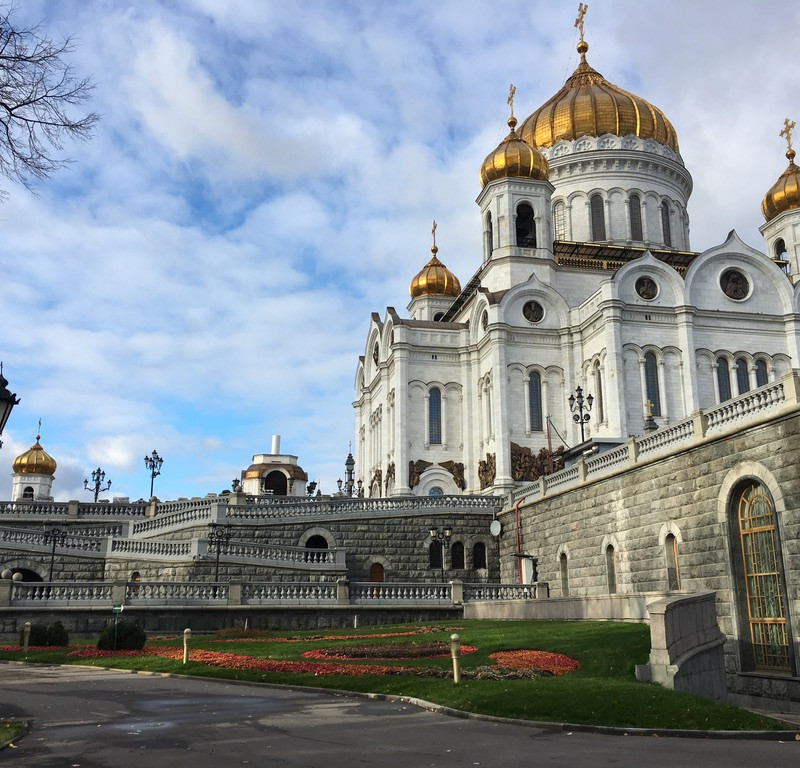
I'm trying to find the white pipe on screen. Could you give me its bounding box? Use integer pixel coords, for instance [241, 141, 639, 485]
[271, 434, 281, 454]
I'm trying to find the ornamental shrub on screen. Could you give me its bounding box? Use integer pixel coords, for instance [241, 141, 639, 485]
[19, 621, 68, 647]
[97, 619, 146, 651]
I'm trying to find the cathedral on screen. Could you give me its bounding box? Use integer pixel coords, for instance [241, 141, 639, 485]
[354, 16, 800, 499]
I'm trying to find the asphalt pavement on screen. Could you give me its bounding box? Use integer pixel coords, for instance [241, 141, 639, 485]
[1, 663, 799, 767]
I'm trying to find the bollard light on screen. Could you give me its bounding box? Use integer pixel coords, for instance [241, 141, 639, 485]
[23, 621, 31, 654]
[450, 633, 462, 684]
[183, 627, 192, 664]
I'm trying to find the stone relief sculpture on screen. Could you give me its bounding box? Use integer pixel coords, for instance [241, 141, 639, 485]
[408, 459, 433, 489]
[477, 453, 496, 490]
[510, 442, 566, 482]
[384, 462, 395, 493]
[440, 460, 466, 490]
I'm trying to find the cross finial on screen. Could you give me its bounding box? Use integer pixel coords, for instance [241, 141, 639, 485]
[507, 84, 516, 119]
[644, 399, 653, 419]
[37, 417, 42, 441]
[575, 3, 588, 42]
[780, 117, 796, 154]
[431, 220, 437, 250]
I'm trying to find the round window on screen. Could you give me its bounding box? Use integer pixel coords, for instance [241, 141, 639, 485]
[522, 301, 544, 323]
[720, 269, 749, 300]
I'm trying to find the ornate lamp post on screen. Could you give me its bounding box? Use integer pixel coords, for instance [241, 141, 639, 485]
[429, 525, 453, 582]
[208, 522, 232, 581]
[144, 450, 163, 499]
[568, 385, 594, 443]
[42, 524, 65, 589]
[337, 448, 363, 497]
[0, 363, 20, 449]
[84, 467, 111, 502]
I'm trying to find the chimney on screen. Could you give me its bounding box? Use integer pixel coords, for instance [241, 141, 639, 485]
[271, 434, 281, 455]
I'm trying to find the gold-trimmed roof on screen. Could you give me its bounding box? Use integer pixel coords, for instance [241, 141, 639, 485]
[480, 116, 549, 187]
[12, 436, 57, 476]
[409, 247, 461, 298]
[518, 40, 680, 153]
[762, 148, 800, 222]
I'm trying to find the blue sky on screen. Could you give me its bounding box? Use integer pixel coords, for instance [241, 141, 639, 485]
[1, 0, 798, 502]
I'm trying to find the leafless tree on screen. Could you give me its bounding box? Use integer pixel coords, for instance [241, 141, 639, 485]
[0, 6, 98, 196]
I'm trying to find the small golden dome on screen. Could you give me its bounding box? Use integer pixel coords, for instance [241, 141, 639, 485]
[762, 149, 800, 221]
[409, 247, 461, 298]
[13, 435, 57, 476]
[518, 41, 679, 152]
[480, 116, 549, 187]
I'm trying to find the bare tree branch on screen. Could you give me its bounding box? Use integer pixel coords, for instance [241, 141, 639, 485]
[0, 5, 98, 197]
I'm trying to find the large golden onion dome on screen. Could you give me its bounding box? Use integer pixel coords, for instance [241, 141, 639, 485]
[518, 40, 680, 153]
[12, 435, 57, 476]
[762, 148, 800, 221]
[480, 115, 549, 187]
[409, 246, 461, 298]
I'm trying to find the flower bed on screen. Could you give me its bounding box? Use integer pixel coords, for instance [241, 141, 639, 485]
[489, 650, 579, 675]
[302, 641, 477, 660]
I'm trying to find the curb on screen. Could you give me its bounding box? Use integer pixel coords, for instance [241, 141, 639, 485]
[4, 660, 800, 741]
[0, 719, 31, 751]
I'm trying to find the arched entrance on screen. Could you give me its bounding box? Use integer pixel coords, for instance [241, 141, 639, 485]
[369, 562, 384, 583]
[261, 471, 287, 495]
[732, 480, 793, 673]
[304, 534, 328, 563]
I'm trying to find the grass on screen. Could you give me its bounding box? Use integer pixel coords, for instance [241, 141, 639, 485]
[0, 721, 26, 746]
[0, 619, 790, 732]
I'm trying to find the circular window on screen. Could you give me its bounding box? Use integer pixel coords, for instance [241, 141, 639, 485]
[720, 269, 749, 300]
[522, 301, 544, 323]
[428, 486, 444, 497]
[635, 276, 658, 300]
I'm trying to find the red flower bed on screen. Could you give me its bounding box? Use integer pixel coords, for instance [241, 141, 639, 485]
[302, 642, 478, 661]
[489, 650, 579, 675]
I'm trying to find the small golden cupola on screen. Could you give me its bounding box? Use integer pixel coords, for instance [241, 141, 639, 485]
[12, 432, 57, 476]
[518, 32, 679, 152]
[409, 221, 461, 298]
[762, 118, 800, 222]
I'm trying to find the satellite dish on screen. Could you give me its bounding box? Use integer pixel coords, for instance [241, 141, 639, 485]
[490, 519, 502, 537]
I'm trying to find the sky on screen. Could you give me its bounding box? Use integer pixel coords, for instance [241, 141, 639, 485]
[1, 0, 799, 503]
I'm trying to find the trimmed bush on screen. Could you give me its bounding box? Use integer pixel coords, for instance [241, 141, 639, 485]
[19, 621, 68, 647]
[97, 619, 146, 651]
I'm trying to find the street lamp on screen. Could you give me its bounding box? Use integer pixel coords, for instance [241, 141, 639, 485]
[336, 448, 364, 497]
[84, 467, 111, 502]
[0, 363, 20, 449]
[42, 524, 64, 590]
[144, 450, 164, 499]
[208, 522, 232, 582]
[429, 525, 453, 582]
[568, 385, 594, 443]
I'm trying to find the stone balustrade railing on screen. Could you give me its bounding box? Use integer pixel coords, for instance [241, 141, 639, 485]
[108, 538, 197, 559]
[0, 579, 542, 608]
[0, 526, 106, 555]
[510, 373, 799, 507]
[130, 503, 222, 537]
[224, 541, 346, 569]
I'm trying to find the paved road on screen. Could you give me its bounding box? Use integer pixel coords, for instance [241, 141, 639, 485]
[1, 664, 799, 767]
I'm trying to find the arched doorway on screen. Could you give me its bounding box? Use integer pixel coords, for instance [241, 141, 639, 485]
[7, 568, 42, 582]
[262, 471, 287, 495]
[369, 562, 384, 583]
[304, 534, 328, 563]
[732, 480, 793, 673]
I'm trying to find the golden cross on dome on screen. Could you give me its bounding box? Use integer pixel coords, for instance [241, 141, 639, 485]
[575, 3, 588, 43]
[431, 220, 437, 249]
[780, 117, 796, 153]
[644, 399, 654, 419]
[507, 84, 516, 119]
[37, 417, 42, 439]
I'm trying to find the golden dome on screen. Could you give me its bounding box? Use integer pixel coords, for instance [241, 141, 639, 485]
[13, 435, 57, 476]
[480, 116, 549, 187]
[409, 246, 461, 298]
[518, 41, 680, 153]
[762, 148, 800, 221]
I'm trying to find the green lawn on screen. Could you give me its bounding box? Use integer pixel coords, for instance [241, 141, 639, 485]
[0, 721, 27, 746]
[0, 620, 789, 732]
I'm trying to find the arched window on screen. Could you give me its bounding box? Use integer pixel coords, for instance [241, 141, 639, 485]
[593, 360, 604, 423]
[22, 486, 34, 499]
[629, 194, 643, 241]
[451, 541, 465, 569]
[486, 212, 493, 256]
[262, 471, 287, 495]
[665, 533, 680, 590]
[429, 542, 443, 569]
[775, 238, 786, 258]
[755, 359, 769, 387]
[428, 486, 444, 497]
[590, 194, 606, 241]
[428, 387, 442, 445]
[605, 545, 617, 594]
[735, 357, 750, 395]
[528, 371, 543, 431]
[717, 357, 732, 402]
[660, 201, 672, 247]
[560, 552, 569, 597]
[433, 312, 444, 321]
[516, 203, 536, 247]
[369, 562, 385, 583]
[473, 542, 487, 569]
[553, 200, 567, 240]
[644, 351, 661, 417]
[732, 481, 792, 672]
[304, 534, 329, 563]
